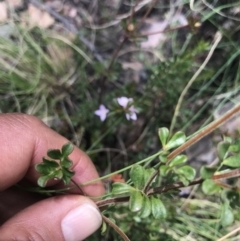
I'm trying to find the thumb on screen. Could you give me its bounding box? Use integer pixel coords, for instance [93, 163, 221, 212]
[0, 195, 102, 241]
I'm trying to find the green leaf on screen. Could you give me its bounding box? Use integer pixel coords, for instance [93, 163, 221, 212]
[177, 165, 196, 181]
[222, 153, 240, 167]
[200, 166, 217, 179]
[129, 190, 143, 212]
[130, 165, 145, 189]
[221, 203, 234, 227]
[217, 141, 230, 161]
[53, 170, 63, 180]
[37, 175, 50, 187]
[159, 165, 169, 177]
[143, 168, 155, 184]
[101, 221, 107, 235]
[169, 155, 187, 167]
[139, 195, 152, 218]
[47, 149, 62, 160]
[61, 157, 73, 168]
[165, 131, 186, 150]
[227, 191, 240, 209]
[229, 139, 240, 152]
[35, 159, 59, 175]
[112, 182, 134, 195]
[158, 127, 169, 146]
[202, 179, 221, 195]
[223, 136, 232, 143]
[62, 168, 75, 185]
[179, 175, 189, 186]
[159, 154, 168, 163]
[62, 142, 74, 157]
[151, 196, 167, 219]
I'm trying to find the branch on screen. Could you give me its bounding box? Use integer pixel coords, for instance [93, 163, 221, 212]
[143, 103, 240, 193]
[97, 168, 240, 208]
[102, 214, 131, 241]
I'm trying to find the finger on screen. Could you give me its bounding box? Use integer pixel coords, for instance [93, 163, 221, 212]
[0, 113, 104, 196]
[0, 195, 102, 241]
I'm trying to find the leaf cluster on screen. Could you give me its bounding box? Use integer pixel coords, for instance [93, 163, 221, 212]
[35, 142, 75, 187]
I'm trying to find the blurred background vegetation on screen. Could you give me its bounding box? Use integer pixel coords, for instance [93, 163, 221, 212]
[1, 0, 240, 240]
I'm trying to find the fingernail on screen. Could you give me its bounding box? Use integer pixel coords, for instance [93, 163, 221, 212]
[61, 203, 102, 241]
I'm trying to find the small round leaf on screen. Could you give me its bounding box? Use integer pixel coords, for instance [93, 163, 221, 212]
[151, 196, 167, 219]
[159, 165, 169, 177]
[202, 179, 221, 195]
[200, 166, 217, 179]
[37, 175, 49, 187]
[177, 165, 196, 181]
[62, 142, 74, 157]
[112, 182, 134, 195]
[221, 203, 234, 227]
[165, 131, 186, 151]
[222, 153, 240, 167]
[130, 165, 145, 189]
[169, 155, 187, 167]
[139, 195, 152, 218]
[129, 190, 143, 212]
[229, 139, 240, 152]
[47, 149, 62, 160]
[217, 141, 230, 161]
[158, 127, 169, 147]
[143, 168, 155, 184]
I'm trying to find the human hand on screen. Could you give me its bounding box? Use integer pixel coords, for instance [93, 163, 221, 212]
[0, 113, 104, 241]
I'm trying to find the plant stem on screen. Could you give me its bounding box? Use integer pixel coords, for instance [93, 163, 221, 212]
[97, 168, 240, 208]
[102, 214, 131, 241]
[71, 179, 85, 195]
[130, 24, 189, 38]
[135, 0, 158, 30]
[81, 150, 161, 186]
[144, 103, 240, 193]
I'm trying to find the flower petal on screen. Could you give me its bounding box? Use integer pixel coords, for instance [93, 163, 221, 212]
[94, 104, 109, 121]
[130, 112, 137, 120]
[126, 113, 131, 120]
[117, 97, 130, 108]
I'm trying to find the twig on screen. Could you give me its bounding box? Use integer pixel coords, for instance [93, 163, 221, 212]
[130, 24, 189, 38]
[98, 0, 141, 103]
[216, 225, 240, 241]
[138, 103, 240, 194]
[97, 168, 240, 209]
[102, 214, 131, 241]
[135, 0, 158, 30]
[128, 0, 141, 26]
[97, 197, 129, 209]
[71, 179, 85, 196]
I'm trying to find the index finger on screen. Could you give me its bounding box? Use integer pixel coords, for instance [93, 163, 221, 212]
[0, 113, 104, 197]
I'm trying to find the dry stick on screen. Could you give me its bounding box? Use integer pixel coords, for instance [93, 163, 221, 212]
[107, 0, 141, 72]
[216, 225, 240, 241]
[169, 32, 223, 136]
[97, 168, 240, 208]
[98, 0, 140, 103]
[128, 0, 141, 26]
[143, 102, 240, 194]
[135, 0, 158, 30]
[102, 214, 131, 241]
[71, 179, 86, 196]
[131, 24, 189, 38]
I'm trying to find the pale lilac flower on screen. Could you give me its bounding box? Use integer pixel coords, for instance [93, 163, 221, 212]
[117, 96, 138, 121]
[94, 104, 109, 121]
